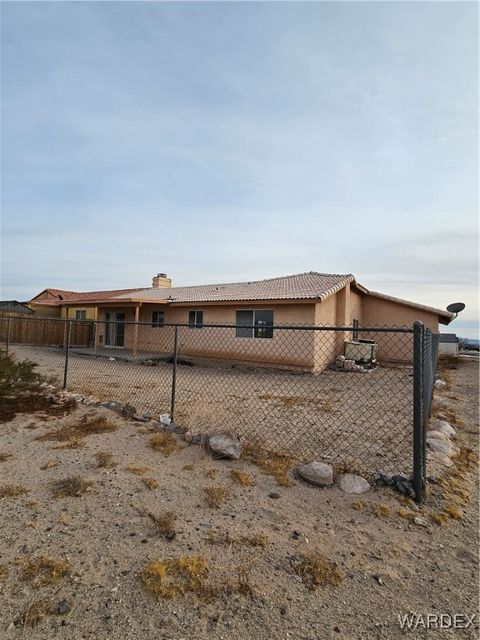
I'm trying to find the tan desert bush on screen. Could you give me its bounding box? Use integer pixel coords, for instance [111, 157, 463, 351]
[205, 485, 229, 509]
[51, 476, 92, 498]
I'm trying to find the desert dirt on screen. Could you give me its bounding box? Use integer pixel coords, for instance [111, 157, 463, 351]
[7, 345, 413, 475]
[0, 355, 478, 640]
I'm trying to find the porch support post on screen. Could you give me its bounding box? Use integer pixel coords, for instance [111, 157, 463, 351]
[133, 304, 140, 359]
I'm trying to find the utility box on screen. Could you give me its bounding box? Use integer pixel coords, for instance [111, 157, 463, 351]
[344, 340, 378, 366]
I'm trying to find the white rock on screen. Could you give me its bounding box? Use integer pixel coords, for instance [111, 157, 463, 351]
[426, 430, 450, 443]
[427, 438, 460, 457]
[297, 461, 334, 487]
[431, 419, 456, 439]
[427, 451, 454, 468]
[337, 473, 370, 494]
[435, 379, 447, 390]
[159, 414, 171, 426]
[414, 516, 428, 527]
[208, 433, 241, 460]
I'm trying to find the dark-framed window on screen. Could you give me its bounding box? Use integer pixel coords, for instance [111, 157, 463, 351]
[352, 318, 359, 341]
[152, 311, 165, 328]
[236, 310, 274, 339]
[75, 310, 87, 320]
[188, 310, 203, 329]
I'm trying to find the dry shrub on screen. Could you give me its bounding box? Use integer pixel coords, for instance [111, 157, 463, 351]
[142, 556, 208, 599]
[142, 477, 159, 491]
[398, 507, 416, 521]
[258, 394, 337, 412]
[26, 500, 39, 509]
[0, 484, 29, 499]
[0, 452, 13, 462]
[51, 476, 92, 498]
[431, 512, 449, 526]
[0, 564, 8, 580]
[149, 432, 179, 457]
[243, 443, 294, 487]
[94, 452, 117, 468]
[204, 469, 217, 479]
[53, 436, 85, 450]
[205, 485, 229, 509]
[292, 552, 343, 590]
[230, 469, 256, 486]
[20, 555, 71, 586]
[36, 412, 116, 448]
[17, 599, 54, 628]
[206, 529, 269, 548]
[40, 460, 59, 470]
[443, 504, 463, 520]
[351, 500, 366, 511]
[373, 504, 391, 518]
[182, 464, 194, 471]
[126, 465, 151, 475]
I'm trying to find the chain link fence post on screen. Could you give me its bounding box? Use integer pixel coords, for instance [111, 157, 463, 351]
[412, 320, 424, 503]
[170, 325, 179, 419]
[63, 320, 72, 390]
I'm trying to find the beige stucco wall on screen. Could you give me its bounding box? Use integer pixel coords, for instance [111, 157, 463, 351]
[27, 303, 61, 318]
[61, 306, 97, 321]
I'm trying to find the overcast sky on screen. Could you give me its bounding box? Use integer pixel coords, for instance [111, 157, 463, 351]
[1, 2, 478, 337]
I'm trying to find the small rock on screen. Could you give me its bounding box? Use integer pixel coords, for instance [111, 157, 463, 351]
[292, 531, 301, 540]
[122, 404, 137, 418]
[431, 419, 456, 439]
[57, 600, 71, 615]
[280, 606, 287, 616]
[427, 430, 450, 443]
[269, 492, 281, 499]
[132, 415, 149, 423]
[373, 574, 384, 585]
[297, 461, 334, 487]
[208, 433, 241, 460]
[434, 379, 447, 390]
[337, 473, 370, 494]
[160, 414, 171, 426]
[427, 438, 459, 457]
[413, 516, 428, 527]
[108, 357, 116, 362]
[165, 531, 176, 541]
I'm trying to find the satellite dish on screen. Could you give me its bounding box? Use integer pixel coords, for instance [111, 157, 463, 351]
[447, 302, 465, 314]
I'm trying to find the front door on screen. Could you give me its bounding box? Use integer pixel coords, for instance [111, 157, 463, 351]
[105, 312, 126, 347]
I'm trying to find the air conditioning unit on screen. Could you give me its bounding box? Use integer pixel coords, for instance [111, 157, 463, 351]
[344, 340, 378, 365]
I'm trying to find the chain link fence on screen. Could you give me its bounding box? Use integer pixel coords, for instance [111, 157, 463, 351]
[0, 315, 434, 499]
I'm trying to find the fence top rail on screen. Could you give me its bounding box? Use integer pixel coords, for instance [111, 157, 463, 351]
[0, 315, 414, 333]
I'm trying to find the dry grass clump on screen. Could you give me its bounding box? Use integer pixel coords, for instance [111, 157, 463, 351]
[0, 564, 8, 581]
[51, 475, 92, 498]
[149, 432, 179, 457]
[142, 477, 159, 491]
[292, 552, 343, 590]
[142, 556, 208, 599]
[230, 469, 256, 486]
[430, 446, 477, 525]
[206, 529, 269, 548]
[182, 464, 194, 471]
[205, 485, 229, 509]
[94, 451, 117, 468]
[20, 555, 71, 586]
[0, 484, 29, 499]
[398, 507, 416, 521]
[126, 464, 151, 475]
[0, 452, 13, 462]
[258, 394, 337, 412]
[36, 412, 116, 448]
[40, 460, 59, 470]
[243, 443, 294, 487]
[373, 504, 391, 518]
[351, 500, 366, 511]
[204, 469, 217, 479]
[17, 599, 54, 628]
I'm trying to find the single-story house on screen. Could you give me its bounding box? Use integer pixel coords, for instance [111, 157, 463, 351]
[26, 272, 454, 371]
[439, 333, 459, 356]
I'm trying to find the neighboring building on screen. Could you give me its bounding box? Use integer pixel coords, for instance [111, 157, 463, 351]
[439, 333, 459, 356]
[0, 300, 35, 316]
[26, 272, 454, 371]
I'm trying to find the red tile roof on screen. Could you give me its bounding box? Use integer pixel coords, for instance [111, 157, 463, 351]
[30, 288, 144, 306]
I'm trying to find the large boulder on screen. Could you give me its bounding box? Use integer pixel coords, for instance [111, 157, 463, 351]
[208, 433, 241, 460]
[430, 419, 456, 439]
[337, 473, 370, 494]
[426, 437, 459, 457]
[297, 461, 333, 487]
[426, 430, 450, 443]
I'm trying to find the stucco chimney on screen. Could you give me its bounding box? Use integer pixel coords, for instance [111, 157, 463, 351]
[152, 273, 172, 289]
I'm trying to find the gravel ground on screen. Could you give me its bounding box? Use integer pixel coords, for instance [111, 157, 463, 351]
[8, 344, 413, 475]
[0, 356, 478, 639]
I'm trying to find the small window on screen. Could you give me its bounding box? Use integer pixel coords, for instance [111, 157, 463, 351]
[152, 311, 165, 328]
[188, 310, 203, 329]
[75, 310, 87, 320]
[235, 310, 274, 339]
[352, 318, 359, 341]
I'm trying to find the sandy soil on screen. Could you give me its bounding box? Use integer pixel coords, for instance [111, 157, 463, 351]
[0, 355, 478, 639]
[8, 345, 413, 475]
